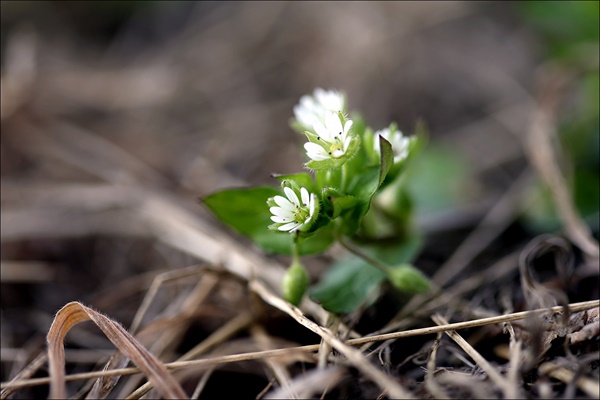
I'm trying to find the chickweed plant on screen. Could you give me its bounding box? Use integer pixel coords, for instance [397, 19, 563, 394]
[204, 88, 430, 313]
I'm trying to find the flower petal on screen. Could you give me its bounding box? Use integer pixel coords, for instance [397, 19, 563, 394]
[270, 207, 293, 218]
[278, 222, 301, 232]
[326, 112, 343, 136]
[312, 120, 329, 141]
[284, 187, 300, 206]
[273, 195, 295, 211]
[300, 187, 310, 206]
[270, 216, 290, 223]
[309, 194, 317, 217]
[343, 120, 353, 137]
[304, 142, 330, 161]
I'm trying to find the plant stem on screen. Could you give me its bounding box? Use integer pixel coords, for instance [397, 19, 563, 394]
[338, 237, 392, 275]
[341, 163, 348, 191]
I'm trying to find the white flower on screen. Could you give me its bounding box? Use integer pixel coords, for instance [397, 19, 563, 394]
[269, 187, 318, 232]
[294, 88, 345, 130]
[374, 127, 411, 163]
[304, 112, 354, 161]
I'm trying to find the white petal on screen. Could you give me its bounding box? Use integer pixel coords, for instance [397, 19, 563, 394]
[332, 149, 345, 158]
[300, 187, 310, 206]
[343, 120, 353, 138]
[284, 187, 300, 206]
[307, 152, 330, 161]
[326, 112, 343, 136]
[278, 222, 300, 232]
[343, 135, 351, 151]
[271, 216, 290, 223]
[273, 195, 295, 211]
[270, 207, 293, 218]
[313, 120, 329, 141]
[309, 194, 317, 217]
[304, 142, 330, 161]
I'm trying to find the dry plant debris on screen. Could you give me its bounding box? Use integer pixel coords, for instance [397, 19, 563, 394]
[1, 2, 598, 399]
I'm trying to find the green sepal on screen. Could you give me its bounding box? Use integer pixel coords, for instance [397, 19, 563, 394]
[273, 172, 316, 193]
[305, 135, 360, 171]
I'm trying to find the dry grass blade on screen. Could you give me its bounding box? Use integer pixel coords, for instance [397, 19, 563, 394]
[263, 366, 344, 399]
[249, 280, 413, 399]
[3, 300, 597, 392]
[432, 314, 523, 398]
[526, 69, 600, 260]
[46, 301, 187, 399]
[0, 353, 47, 400]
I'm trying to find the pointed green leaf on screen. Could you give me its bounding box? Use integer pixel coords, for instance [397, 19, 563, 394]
[202, 187, 334, 255]
[377, 134, 394, 188]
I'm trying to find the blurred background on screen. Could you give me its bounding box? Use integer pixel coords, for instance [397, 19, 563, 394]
[1, 1, 598, 397]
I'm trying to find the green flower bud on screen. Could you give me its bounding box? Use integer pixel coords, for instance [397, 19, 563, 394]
[282, 262, 309, 306]
[387, 264, 430, 294]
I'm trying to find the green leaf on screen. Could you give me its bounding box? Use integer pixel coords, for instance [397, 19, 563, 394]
[202, 187, 334, 255]
[404, 144, 472, 216]
[309, 233, 422, 314]
[309, 257, 386, 314]
[321, 188, 367, 235]
[377, 134, 394, 188]
[353, 233, 423, 265]
[345, 165, 380, 200]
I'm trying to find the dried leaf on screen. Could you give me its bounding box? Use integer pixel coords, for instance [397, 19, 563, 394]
[46, 301, 186, 399]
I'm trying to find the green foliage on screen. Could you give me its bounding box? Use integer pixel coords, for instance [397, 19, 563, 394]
[203, 187, 335, 255]
[309, 257, 387, 314]
[404, 144, 473, 216]
[518, 0, 600, 234]
[204, 88, 433, 312]
[518, 1, 599, 61]
[310, 234, 423, 313]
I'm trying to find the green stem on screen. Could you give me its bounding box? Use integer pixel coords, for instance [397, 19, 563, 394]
[338, 236, 392, 275]
[341, 163, 348, 191]
[291, 238, 300, 263]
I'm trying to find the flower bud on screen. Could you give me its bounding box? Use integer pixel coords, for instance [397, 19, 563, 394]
[387, 264, 430, 294]
[282, 262, 309, 306]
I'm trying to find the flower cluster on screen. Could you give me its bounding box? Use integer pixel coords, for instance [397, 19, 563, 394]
[268, 88, 417, 233]
[205, 87, 426, 308]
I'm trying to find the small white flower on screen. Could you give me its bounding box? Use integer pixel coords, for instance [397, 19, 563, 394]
[269, 187, 318, 232]
[374, 127, 411, 163]
[304, 112, 354, 161]
[294, 88, 345, 130]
